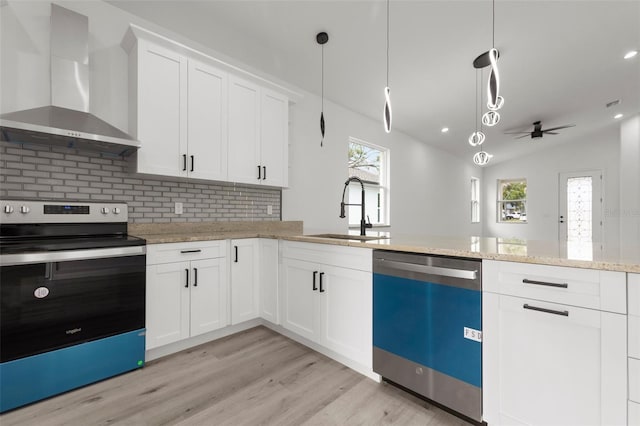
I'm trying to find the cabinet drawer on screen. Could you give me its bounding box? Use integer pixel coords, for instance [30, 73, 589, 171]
[147, 240, 226, 265]
[631, 315, 640, 360]
[282, 241, 372, 272]
[483, 260, 626, 313]
[630, 274, 640, 316]
[631, 358, 640, 404]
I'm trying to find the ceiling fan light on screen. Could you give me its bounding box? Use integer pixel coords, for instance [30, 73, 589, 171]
[468, 131, 485, 147]
[384, 86, 392, 133]
[473, 151, 492, 166]
[482, 110, 500, 126]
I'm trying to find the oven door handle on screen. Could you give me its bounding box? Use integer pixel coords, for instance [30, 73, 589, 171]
[0, 246, 147, 266]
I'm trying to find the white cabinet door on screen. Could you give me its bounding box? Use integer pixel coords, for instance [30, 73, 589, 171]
[227, 76, 260, 185]
[146, 261, 190, 350]
[260, 89, 288, 187]
[319, 265, 372, 367]
[280, 258, 319, 342]
[230, 239, 259, 325]
[259, 238, 279, 324]
[187, 59, 227, 181]
[483, 293, 627, 426]
[136, 40, 186, 177]
[190, 258, 228, 337]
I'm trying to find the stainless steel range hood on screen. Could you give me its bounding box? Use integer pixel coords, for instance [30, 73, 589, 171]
[0, 5, 139, 157]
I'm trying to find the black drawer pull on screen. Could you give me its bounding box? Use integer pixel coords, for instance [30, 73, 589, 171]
[183, 154, 187, 171]
[523, 278, 568, 289]
[234, 246, 238, 263]
[257, 165, 262, 180]
[190, 155, 194, 172]
[185, 268, 189, 288]
[319, 272, 325, 293]
[263, 166, 266, 180]
[180, 249, 202, 254]
[313, 271, 318, 291]
[193, 268, 198, 286]
[523, 304, 569, 317]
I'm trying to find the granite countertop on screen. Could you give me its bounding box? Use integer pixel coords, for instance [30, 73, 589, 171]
[129, 223, 640, 273]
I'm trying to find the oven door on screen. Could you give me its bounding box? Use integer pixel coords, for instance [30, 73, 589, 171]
[1, 246, 145, 363]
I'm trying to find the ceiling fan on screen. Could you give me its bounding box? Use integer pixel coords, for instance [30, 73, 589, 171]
[505, 121, 576, 139]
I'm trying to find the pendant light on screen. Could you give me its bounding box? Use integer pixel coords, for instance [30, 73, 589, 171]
[383, 0, 392, 133]
[474, 0, 503, 127]
[468, 70, 485, 147]
[317, 32, 329, 146]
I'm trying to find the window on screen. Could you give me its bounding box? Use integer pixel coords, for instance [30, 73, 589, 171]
[471, 177, 480, 223]
[497, 178, 527, 223]
[347, 138, 389, 226]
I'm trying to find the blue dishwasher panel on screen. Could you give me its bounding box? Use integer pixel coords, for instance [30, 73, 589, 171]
[373, 273, 481, 388]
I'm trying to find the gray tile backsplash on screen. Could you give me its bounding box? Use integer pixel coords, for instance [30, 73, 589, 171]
[0, 142, 281, 223]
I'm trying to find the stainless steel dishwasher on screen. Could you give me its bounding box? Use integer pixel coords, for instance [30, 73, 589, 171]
[373, 250, 482, 422]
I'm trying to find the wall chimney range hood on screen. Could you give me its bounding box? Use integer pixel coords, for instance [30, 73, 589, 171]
[0, 5, 140, 157]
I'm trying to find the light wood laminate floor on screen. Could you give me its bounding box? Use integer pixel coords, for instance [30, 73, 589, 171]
[1, 326, 473, 426]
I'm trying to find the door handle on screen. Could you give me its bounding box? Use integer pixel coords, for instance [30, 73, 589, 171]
[523, 278, 568, 289]
[181, 249, 201, 254]
[182, 154, 187, 171]
[313, 271, 318, 291]
[185, 268, 189, 288]
[263, 166, 266, 180]
[257, 165, 261, 180]
[193, 268, 198, 286]
[523, 304, 569, 317]
[190, 155, 194, 172]
[319, 272, 325, 293]
[234, 246, 238, 263]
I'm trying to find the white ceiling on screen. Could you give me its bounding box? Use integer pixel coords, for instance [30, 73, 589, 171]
[108, 0, 640, 164]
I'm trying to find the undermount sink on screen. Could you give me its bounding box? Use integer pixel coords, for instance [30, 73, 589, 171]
[307, 233, 389, 242]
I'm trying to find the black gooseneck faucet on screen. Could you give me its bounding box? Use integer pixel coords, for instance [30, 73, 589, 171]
[339, 176, 372, 236]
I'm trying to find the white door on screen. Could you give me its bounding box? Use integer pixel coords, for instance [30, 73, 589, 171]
[319, 265, 372, 367]
[559, 170, 603, 243]
[483, 293, 627, 426]
[145, 261, 190, 350]
[230, 239, 259, 325]
[190, 258, 228, 337]
[280, 258, 319, 342]
[137, 41, 186, 177]
[187, 59, 228, 181]
[227, 76, 261, 185]
[260, 89, 288, 187]
[259, 238, 279, 324]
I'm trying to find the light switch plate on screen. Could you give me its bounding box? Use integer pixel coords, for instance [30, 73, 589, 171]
[175, 202, 183, 214]
[267, 205, 273, 215]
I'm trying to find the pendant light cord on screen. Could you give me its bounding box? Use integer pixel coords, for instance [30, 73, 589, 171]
[492, 0, 495, 48]
[386, 0, 390, 87]
[321, 44, 324, 112]
[475, 70, 479, 131]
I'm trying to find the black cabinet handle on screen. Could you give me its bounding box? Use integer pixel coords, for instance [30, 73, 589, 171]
[234, 245, 238, 263]
[190, 155, 194, 172]
[523, 304, 569, 317]
[193, 268, 198, 286]
[263, 166, 266, 180]
[523, 278, 568, 289]
[313, 271, 318, 291]
[319, 272, 325, 292]
[257, 165, 261, 180]
[183, 154, 187, 171]
[181, 249, 201, 254]
[185, 268, 189, 288]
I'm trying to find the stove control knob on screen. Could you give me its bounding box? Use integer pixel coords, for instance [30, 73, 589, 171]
[20, 205, 30, 214]
[113, 207, 121, 215]
[4, 205, 14, 214]
[101, 207, 110, 214]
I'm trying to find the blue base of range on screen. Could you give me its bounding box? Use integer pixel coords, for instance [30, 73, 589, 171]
[0, 329, 146, 413]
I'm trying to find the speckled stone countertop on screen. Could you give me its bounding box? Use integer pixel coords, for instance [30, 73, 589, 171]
[129, 224, 640, 273]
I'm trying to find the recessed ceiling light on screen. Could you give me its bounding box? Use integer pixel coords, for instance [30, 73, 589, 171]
[441, 127, 449, 133]
[624, 50, 638, 59]
[614, 113, 624, 119]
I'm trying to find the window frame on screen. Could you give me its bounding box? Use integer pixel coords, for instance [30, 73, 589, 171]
[347, 137, 390, 227]
[497, 178, 528, 224]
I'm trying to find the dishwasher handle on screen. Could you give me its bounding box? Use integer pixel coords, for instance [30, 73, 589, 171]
[376, 258, 478, 280]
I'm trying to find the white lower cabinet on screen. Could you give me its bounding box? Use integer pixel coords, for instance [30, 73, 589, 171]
[259, 238, 279, 324]
[230, 239, 259, 324]
[280, 242, 372, 368]
[483, 260, 627, 426]
[146, 241, 228, 350]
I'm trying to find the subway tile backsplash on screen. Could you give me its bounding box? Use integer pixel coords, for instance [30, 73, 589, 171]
[0, 142, 281, 223]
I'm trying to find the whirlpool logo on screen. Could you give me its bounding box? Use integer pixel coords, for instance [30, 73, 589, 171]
[66, 328, 82, 335]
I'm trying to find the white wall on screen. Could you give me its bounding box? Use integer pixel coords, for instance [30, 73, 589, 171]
[619, 114, 640, 246]
[481, 126, 620, 246]
[283, 90, 482, 236]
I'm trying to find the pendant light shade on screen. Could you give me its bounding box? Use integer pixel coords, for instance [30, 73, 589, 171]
[473, 151, 492, 166]
[469, 131, 485, 147]
[317, 32, 328, 146]
[383, 0, 392, 133]
[486, 48, 503, 111]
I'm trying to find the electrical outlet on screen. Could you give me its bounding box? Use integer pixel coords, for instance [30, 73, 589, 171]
[175, 202, 183, 214]
[267, 205, 273, 215]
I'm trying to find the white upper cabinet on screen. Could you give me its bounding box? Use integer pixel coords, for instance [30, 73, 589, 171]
[122, 26, 289, 187]
[187, 59, 228, 181]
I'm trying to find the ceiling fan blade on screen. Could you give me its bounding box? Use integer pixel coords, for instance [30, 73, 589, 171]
[515, 134, 531, 139]
[544, 132, 559, 135]
[543, 124, 576, 132]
